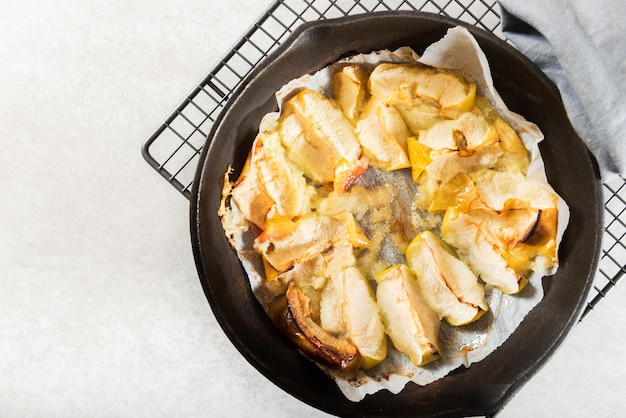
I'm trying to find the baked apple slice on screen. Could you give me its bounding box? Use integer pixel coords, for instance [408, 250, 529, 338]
[229, 144, 274, 229]
[332, 64, 369, 122]
[278, 109, 337, 184]
[418, 110, 499, 154]
[355, 96, 411, 171]
[368, 63, 476, 117]
[375, 264, 441, 367]
[406, 231, 487, 326]
[428, 171, 480, 213]
[395, 98, 446, 134]
[283, 88, 367, 192]
[406, 136, 432, 182]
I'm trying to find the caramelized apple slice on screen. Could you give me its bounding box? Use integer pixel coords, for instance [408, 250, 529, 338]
[524, 208, 558, 247]
[320, 267, 388, 369]
[414, 142, 531, 211]
[254, 214, 351, 272]
[375, 264, 441, 367]
[463, 206, 559, 274]
[475, 171, 558, 211]
[406, 231, 487, 326]
[271, 283, 360, 370]
[462, 207, 540, 247]
[442, 209, 525, 295]
[508, 208, 559, 272]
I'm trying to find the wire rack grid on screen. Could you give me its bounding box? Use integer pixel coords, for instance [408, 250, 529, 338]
[141, 0, 626, 319]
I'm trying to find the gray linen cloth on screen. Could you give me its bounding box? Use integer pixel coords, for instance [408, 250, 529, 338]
[499, 0, 626, 179]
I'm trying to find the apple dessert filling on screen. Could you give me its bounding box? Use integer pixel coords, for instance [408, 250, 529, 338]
[221, 61, 559, 375]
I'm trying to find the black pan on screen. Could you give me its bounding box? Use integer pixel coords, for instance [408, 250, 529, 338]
[190, 11, 603, 417]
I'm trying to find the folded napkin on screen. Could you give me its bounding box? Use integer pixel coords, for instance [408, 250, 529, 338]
[499, 0, 626, 180]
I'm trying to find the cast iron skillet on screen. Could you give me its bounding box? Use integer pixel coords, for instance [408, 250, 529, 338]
[190, 11, 603, 417]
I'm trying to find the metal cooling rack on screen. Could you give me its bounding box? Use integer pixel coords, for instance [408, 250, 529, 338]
[141, 0, 626, 319]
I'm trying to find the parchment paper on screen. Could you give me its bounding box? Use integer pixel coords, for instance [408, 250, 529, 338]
[221, 27, 570, 401]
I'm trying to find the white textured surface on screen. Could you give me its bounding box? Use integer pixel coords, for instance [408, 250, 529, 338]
[0, 1, 624, 417]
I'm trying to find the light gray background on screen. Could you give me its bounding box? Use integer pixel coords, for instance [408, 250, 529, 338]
[1, 1, 624, 416]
